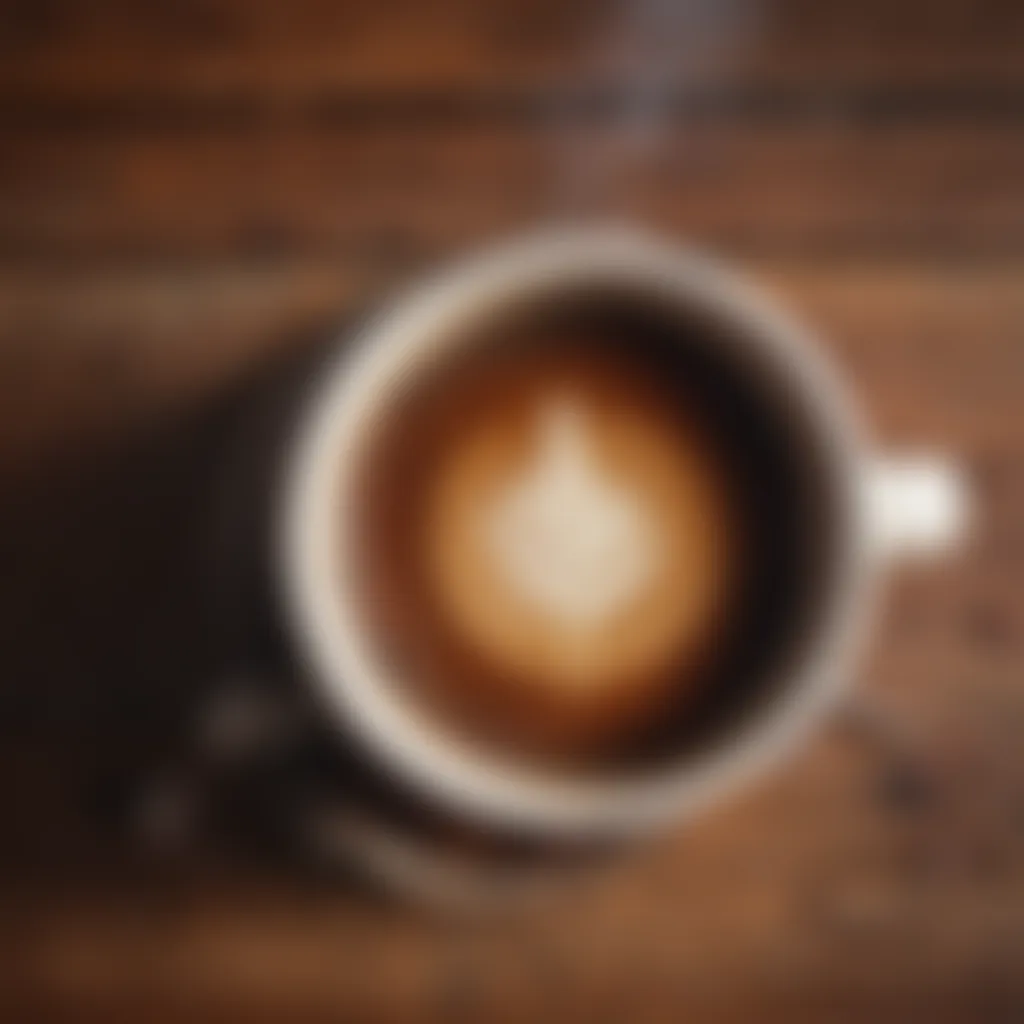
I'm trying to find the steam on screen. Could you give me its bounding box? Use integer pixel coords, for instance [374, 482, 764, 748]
[548, 0, 761, 214]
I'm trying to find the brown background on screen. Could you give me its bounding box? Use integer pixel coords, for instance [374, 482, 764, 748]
[1, 0, 1023, 1020]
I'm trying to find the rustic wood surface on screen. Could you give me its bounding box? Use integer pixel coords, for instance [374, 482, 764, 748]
[0, 0, 1022, 1020]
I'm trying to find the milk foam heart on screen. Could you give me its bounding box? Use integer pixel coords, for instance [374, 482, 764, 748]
[485, 398, 660, 633]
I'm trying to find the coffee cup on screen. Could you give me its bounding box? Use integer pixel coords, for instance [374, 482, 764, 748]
[273, 226, 968, 854]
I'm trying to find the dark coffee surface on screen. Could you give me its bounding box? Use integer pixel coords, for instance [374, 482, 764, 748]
[346, 298, 829, 770]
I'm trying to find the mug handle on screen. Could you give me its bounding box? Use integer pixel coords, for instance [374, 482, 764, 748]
[863, 452, 971, 561]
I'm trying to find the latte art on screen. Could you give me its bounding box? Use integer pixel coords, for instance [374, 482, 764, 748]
[485, 399, 660, 631]
[350, 333, 749, 761]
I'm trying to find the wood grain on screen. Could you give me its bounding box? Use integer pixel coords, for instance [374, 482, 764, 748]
[0, 260, 1019, 466]
[1, 0, 1023, 1020]
[3, 121, 1024, 264]
[1, 0, 1022, 108]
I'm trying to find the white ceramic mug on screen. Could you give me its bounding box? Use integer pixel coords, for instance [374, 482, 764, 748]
[279, 226, 968, 843]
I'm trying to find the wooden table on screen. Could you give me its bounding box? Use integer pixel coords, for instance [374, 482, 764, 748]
[1, 1, 1022, 1020]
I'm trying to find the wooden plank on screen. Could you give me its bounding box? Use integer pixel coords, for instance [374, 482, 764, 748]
[2, 718, 1024, 1023]
[0, 260, 1019, 468]
[1, 0, 1022, 109]
[3, 121, 1024, 264]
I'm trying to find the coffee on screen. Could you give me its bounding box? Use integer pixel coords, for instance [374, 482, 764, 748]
[343, 292, 824, 768]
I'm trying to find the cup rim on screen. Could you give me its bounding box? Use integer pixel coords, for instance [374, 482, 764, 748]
[278, 226, 878, 838]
